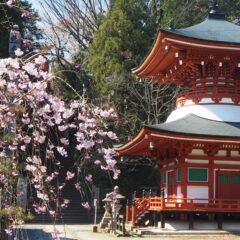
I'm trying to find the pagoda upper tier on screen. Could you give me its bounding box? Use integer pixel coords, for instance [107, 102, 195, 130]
[133, 9, 240, 111]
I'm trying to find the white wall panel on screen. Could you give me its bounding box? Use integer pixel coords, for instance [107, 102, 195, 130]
[187, 186, 208, 203]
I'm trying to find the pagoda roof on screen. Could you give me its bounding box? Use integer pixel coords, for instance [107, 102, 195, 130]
[164, 17, 240, 44]
[146, 114, 240, 138]
[116, 114, 240, 156]
[133, 11, 240, 80]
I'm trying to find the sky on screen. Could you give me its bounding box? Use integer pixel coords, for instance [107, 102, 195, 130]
[28, 0, 44, 15]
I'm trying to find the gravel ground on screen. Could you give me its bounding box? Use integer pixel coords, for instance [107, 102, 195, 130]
[15, 224, 240, 240]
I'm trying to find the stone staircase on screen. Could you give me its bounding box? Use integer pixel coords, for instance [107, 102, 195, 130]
[125, 210, 152, 231]
[31, 186, 94, 224]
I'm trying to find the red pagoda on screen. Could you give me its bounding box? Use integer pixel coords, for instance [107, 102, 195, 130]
[116, 1, 240, 229]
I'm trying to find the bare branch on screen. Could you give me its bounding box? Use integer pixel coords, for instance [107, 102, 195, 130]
[41, 0, 109, 52]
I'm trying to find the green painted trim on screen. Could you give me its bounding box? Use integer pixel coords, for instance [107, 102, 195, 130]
[188, 168, 208, 182]
[163, 172, 166, 184]
[177, 168, 182, 182]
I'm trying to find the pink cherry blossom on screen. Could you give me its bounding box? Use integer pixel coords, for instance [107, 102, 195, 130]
[51, 227, 60, 240]
[46, 176, 53, 182]
[0, 53, 119, 233]
[81, 202, 90, 209]
[49, 210, 56, 216]
[38, 206, 46, 213]
[22, 117, 30, 124]
[70, 101, 79, 109]
[107, 131, 118, 140]
[40, 166, 47, 173]
[57, 146, 68, 157]
[15, 48, 24, 57]
[66, 171, 75, 180]
[20, 145, 26, 151]
[94, 160, 101, 165]
[5, 228, 12, 236]
[35, 55, 46, 65]
[60, 138, 69, 145]
[25, 164, 37, 173]
[59, 183, 66, 190]
[75, 183, 81, 191]
[62, 109, 74, 119]
[98, 130, 106, 136]
[23, 62, 38, 76]
[53, 113, 62, 124]
[37, 192, 49, 201]
[68, 123, 77, 128]
[58, 125, 68, 131]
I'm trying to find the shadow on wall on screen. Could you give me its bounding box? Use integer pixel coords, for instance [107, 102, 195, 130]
[12, 229, 77, 240]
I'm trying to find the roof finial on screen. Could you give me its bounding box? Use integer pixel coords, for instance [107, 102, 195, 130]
[210, 0, 218, 14]
[168, 20, 175, 30]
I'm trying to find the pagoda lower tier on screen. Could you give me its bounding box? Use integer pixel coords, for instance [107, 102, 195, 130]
[116, 114, 240, 226]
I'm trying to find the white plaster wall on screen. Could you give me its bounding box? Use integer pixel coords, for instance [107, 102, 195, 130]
[187, 186, 208, 203]
[231, 151, 240, 157]
[167, 105, 240, 123]
[215, 150, 227, 157]
[186, 159, 209, 164]
[214, 160, 240, 165]
[177, 186, 182, 202]
[190, 149, 205, 155]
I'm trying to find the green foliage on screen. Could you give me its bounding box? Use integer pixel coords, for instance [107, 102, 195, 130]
[159, 0, 208, 29]
[0, 158, 13, 175]
[87, 0, 159, 94]
[0, 206, 33, 238]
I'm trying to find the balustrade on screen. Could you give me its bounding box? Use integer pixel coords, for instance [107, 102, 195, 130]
[126, 195, 240, 225]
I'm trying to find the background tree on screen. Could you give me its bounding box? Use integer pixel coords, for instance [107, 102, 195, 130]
[160, 0, 240, 30]
[0, 0, 42, 58]
[86, 0, 165, 137]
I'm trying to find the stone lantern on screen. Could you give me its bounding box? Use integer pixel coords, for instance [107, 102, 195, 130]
[99, 194, 112, 229]
[99, 186, 125, 231]
[111, 186, 125, 232]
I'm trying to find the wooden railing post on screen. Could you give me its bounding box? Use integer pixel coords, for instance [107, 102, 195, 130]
[149, 189, 152, 198]
[161, 188, 165, 209]
[126, 200, 130, 224]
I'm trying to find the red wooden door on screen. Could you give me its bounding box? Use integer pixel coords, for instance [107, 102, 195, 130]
[167, 171, 175, 197]
[216, 171, 240, 199]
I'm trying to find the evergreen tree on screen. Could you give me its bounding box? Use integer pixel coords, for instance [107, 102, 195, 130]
[87, 0, 159, 94]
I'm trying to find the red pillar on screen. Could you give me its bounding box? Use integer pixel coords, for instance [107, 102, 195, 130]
[209, 161, 214, 200]
[126, 201, 130, 224]
[181, 162, 187, 206]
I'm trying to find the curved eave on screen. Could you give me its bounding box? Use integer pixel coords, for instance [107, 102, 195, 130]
[132, 31, 179, 79]
[116, 127, 240, 157]
[133, 30, 240, 80]
[115, 128, 149, 156]
[147, 128, 240, 143]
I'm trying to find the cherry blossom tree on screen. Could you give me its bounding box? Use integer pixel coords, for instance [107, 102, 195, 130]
[0, 49, 119, 238]
[0, 1, 120, 239]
